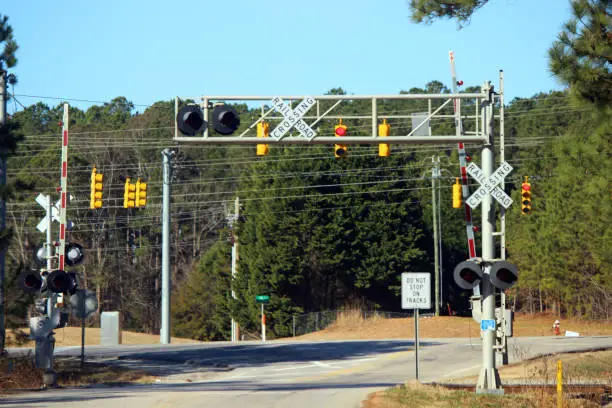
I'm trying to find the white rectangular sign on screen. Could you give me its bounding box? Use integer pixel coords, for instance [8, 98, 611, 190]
[401, 272, 431, 310]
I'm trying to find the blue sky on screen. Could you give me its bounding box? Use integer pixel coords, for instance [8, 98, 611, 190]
[4, 0, 571, 113]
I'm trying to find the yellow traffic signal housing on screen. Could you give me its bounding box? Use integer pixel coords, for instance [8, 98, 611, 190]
[334, 119, 348, 158]
[124, 177, 136, 208]
[521, 177, 532, 215]
[135, 178, 147, 208]
[90, 167, 103, 209]
[378, 119, 390, 157]
[452, 178, 462, 208]
[256, 121, 270, 156]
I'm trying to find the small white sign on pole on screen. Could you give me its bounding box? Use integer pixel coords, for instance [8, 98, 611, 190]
[401, 272, 431, 310]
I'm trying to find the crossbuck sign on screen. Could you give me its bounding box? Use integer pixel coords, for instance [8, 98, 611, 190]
[466, 161, 513, 209]
[270, 96, 317, 140]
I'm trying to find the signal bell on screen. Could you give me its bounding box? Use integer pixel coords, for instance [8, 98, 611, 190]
[177, 105, 207, 136]
[453, 260, 482, 290]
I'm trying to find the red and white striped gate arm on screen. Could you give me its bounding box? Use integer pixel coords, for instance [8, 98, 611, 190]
[449, 51, 477, 259]
[58, 104, 69, 271]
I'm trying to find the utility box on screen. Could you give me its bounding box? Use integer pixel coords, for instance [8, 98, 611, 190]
[100, 311, 121, 346]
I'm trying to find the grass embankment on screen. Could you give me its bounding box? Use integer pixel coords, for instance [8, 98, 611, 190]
[296, 310, 612, 340]
[364, 350, 612, 408]
[0, 354, 154, 391]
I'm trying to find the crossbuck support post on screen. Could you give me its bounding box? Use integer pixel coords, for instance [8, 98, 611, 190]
[476, 82, 502, 394]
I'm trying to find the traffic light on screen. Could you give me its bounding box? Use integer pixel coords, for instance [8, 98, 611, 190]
[453, 260, 483, 290]
[452, 178, 462, 208]
[334, 119, 348, 158]
[90, 167, 103, 209]
[19, 270, 43, 293]
[135, 178, 147, 208]
[212, 104, 240, 135]
[490, 261, 518, 290]
[256, 121, 270, 156]
[177, 105, 206, 136]
[521, 176, 531, 215]
[123, 177, 136, 208]
[46, 270, 77, 294]
[378, 119, 390, 157]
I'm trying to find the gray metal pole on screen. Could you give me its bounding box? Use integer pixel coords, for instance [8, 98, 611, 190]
[160, 149, 174, 344]
[476, 82, 502, 393]
[432, 157, 440, 316]
[0, 71, 6, 352]
[414, 308, 419, 381]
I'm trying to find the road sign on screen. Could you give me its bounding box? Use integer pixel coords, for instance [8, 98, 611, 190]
[255, 295, 270, 304]
[465, 161, 513, 209]
[480, 319, 496, 331]
[270, 96, 317, 140]
[36, 193, 74, 232]
[401, 273, 431, 309]
[70, 289, 98, 319]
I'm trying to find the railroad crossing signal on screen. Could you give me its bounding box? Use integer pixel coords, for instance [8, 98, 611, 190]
[334, 119, 348, 158]
[135, 178, 147, 208]
[378, 119, 390, 157]
[465, 161, 513, 209]
[176, 105, 207, 136]
[211, 104, 241, 135]
[452, 178, 462, 208]
[453, 260, 518, 291]
[19, 269, 43, 293]
[256, 121, 270, 156]
[270, 96, 316, 140]
[521, 176, 532, 215]
[124, 177, 136, 208]
[90, 167, 103, 209]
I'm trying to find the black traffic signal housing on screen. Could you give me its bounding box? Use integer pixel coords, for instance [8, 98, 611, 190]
[490, 261, 518, 290]
[19, 269, 43, 293]
[453, 260, 483, 290]
[65, 243, 85, 267]
[211, 104, 240, 135]
[46, 270, 78, 294]
[176, 105, 207, 136]
[521, 176, 532, 215]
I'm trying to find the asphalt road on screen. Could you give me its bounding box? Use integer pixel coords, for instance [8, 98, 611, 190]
[2, 336, 611, 408]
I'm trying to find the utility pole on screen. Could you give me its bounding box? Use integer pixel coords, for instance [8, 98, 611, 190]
[230, 196, 239, 342]
[431, 156, 440, 316]
[160, 149, 175, 344]
[0, 70, 7, 352]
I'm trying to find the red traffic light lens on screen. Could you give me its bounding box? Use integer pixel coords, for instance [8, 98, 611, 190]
[522, 183, 531, 191]
[335, 127, 346, 136]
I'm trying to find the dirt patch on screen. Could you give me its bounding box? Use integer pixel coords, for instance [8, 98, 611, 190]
[293, 312, 612, 341]
[6, 327, 201, 348]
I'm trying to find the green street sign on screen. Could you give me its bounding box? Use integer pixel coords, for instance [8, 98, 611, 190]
[255, 295, 270, 303]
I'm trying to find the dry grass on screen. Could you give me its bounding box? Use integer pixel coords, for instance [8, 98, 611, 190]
[294, 311, 612, 340]
[6, 327, 201, 348]
[0, 354, 154, 392]
[364, 381, 604, 408]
